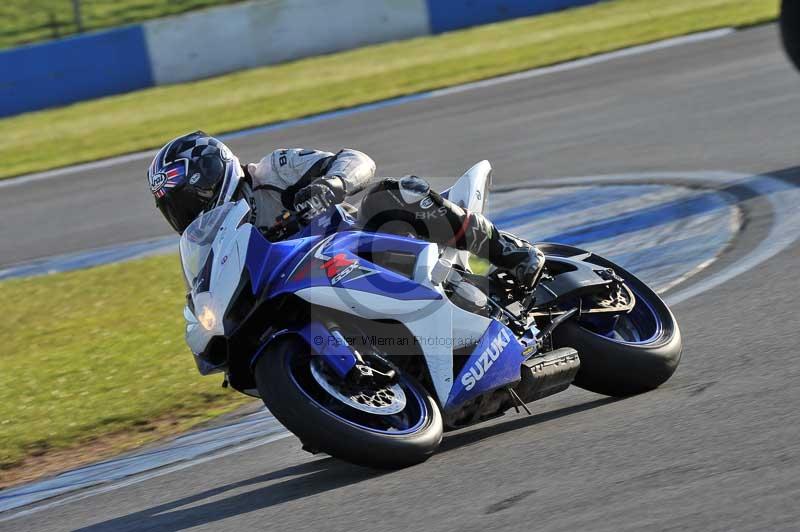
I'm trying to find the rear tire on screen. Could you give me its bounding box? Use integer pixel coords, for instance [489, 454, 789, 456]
[542, 244, 683, 397]
[254, 336, 443, 469]
[555, 318, 682, 397]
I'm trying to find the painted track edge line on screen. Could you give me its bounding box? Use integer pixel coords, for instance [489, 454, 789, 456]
[0, 27, 734, 189]
[497, 171, 800, 307]
[0, 432, 292, 523]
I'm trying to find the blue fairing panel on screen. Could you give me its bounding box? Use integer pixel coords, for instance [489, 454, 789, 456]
[446, 320, 525, 410]
[249, 322, 358, 378]
[245, 228, 318, 296]
[245, 222, 442, 302]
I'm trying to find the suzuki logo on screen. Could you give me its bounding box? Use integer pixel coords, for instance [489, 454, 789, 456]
[461, 328, 512, 391]
[321, 253, 354, 278]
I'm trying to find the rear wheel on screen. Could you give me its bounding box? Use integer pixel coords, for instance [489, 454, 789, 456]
[254, 336, 443, 469]
[541, 244, 683, 397]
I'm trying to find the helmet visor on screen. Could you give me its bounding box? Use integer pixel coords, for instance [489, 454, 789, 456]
[156, 184, 212, 233]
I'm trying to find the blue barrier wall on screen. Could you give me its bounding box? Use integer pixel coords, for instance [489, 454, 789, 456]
[425, 0, 601, 34]
[0, 26, 152, 117]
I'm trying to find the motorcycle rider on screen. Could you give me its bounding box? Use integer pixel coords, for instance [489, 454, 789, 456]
[147, 131, 544, 288]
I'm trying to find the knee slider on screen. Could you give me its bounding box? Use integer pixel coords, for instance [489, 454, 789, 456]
[398, 175, 431, 205]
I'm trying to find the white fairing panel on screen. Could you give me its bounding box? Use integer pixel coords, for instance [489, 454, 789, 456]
[295, 240, 492, 404]
[445, 160, 492, 214]
[181, 200, 252, 355]
[440, 160, 493, 271]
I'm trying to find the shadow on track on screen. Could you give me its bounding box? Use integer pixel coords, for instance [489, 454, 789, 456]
[439, 396, 621, 453]
[74, 397, 618, 532]
[72, 458, 381, 532]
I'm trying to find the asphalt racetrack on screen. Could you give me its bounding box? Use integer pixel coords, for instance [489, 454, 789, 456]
[3, 24, 800, 531]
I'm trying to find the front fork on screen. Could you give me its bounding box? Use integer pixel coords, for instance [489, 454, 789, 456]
[252, 320, 395, 384]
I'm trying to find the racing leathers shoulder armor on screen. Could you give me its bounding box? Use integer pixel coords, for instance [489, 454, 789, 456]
[239, 148, 376, 229]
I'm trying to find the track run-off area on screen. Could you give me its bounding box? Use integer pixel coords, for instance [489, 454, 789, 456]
[2, 23, 800, 531]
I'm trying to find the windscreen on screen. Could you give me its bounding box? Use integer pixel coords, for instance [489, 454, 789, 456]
[179, 203, 236, 287]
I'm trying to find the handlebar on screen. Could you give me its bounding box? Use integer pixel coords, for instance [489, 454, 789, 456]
[264, 210, 304, 242]
[263, 202, 339, 242]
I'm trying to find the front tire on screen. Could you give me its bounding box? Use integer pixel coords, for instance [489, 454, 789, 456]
[542, 244, 683, 397]
[254, 336, 443, 469]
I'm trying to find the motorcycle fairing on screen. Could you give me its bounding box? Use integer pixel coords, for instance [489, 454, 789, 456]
[184, 201, 253, 364]
[185, 203, 446, 382]
[183, 160, 535, 409]
[244, 214, 443, 303]
[445, 320, 526, 409]
[280, 233, 442, 301]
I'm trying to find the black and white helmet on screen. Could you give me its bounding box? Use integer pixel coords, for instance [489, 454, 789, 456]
[147, 131, 244, 233]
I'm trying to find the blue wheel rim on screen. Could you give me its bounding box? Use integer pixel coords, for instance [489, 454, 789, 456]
[581, 286, 665, 346]
[287, 353, 429, 436]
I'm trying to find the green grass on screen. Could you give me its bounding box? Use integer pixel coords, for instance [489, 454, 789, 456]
[0, 0, 779, 180]
[0, 254, 250, 474]
[0, 0, 245, 49]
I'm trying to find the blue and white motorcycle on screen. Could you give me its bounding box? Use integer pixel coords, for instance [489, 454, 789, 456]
[179, 161, 682, 468]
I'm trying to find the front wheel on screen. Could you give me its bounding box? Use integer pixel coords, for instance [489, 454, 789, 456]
[542, 244, 683, 397]
[254, 336, 443, 469]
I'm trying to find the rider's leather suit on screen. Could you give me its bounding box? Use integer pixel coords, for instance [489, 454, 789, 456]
[240, 147, 544, 287]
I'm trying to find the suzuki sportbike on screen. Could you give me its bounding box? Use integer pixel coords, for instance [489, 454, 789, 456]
[180, 161, 682, 468]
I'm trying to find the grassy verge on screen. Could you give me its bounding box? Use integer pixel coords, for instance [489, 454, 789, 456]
[0, 0, 778, 180]
[0, 254, 251, 484]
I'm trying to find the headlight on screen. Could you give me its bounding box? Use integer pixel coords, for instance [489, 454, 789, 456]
[197, 306, 217, 331]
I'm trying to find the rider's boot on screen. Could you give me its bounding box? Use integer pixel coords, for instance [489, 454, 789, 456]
[462, 212, 545, 290]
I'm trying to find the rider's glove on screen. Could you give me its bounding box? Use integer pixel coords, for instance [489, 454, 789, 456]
[293, 176, 346, 223]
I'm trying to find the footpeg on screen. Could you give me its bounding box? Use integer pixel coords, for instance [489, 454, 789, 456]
[301, 442, 321, 455]
[513, 348, 580, 403]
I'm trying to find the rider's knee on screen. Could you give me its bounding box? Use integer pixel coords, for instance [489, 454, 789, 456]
[363, 176, 431, 205]
[361, 176, 432, 216]
[397, 176, 431, 204]
[360, 176, 436, 235]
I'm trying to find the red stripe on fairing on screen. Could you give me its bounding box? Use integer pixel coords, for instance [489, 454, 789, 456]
[446, 211, 471, 247]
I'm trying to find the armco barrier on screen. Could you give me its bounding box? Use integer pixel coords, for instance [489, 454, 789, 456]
[1, 0, 600, 117]
[143, 0, 431, 85]
[0, 26, 152, 118]
[425, 0, 602, 34]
